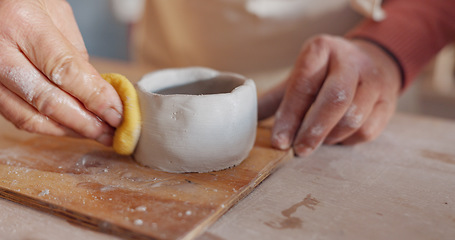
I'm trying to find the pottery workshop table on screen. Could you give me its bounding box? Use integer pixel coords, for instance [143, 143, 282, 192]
[0, 59, 454, 240]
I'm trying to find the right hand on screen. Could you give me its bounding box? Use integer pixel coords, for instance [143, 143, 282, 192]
[0, 0, 123, 146]
[258, 35, 401, 156]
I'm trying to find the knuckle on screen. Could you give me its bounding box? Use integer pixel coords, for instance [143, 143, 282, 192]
[300, 35, 328, 57]
[296, 125, 326, 149]
[341, 115, 363, 129]
[304, 34, 342, 51]
[325, 87, 350, 107]
[47, 54, 75, 85]
[289, 77, 318, 99]
[310, 34, 332, 46]
[340, 105, 363, 129]
[77, 120, 104, 140]
[85, 84, 113, 110]
[33, 89, 103, 139]
[15, 115, 42, 133]
[33, 88, 61, 116]
[307, 123, 326, 138]
[79, 123, 103, 140]
[288, 65, 326, 99]
[355, 127, 377, 142]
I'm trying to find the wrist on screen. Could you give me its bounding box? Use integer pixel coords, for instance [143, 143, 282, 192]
[351, 38, 402, 93]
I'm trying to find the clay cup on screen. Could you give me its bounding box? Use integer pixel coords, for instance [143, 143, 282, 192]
[134, 67, 257, 173]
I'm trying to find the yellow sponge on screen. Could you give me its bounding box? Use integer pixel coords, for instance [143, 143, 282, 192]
[101, 73, 141, 155]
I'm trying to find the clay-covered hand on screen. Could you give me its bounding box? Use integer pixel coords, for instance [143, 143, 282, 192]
[0, 0, 123, 145]
[258, 35, 401, 156]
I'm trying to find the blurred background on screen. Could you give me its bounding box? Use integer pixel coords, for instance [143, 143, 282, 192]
[67, 0, 130, 60]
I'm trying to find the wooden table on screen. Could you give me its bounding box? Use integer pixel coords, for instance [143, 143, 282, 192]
[0, 59, 454, 240]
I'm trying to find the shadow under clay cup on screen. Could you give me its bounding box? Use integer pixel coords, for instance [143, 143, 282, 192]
[134, 67, 257, 173]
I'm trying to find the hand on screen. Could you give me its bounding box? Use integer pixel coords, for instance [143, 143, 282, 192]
[258, 35, 401, 156]
[0, 0, 123, 145]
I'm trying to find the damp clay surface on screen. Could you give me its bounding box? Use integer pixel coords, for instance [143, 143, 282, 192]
[134, 67, 258, 173]
[0, 119, 292, 240]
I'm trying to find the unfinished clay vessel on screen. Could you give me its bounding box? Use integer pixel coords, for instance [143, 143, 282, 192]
[134, 67, 257, 173]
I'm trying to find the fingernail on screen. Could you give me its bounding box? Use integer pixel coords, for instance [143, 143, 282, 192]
[272, 132, 291, 150]
[103, 108, 122, 127]
[96, 133, 114, 146]
[294, 144, 313, 157]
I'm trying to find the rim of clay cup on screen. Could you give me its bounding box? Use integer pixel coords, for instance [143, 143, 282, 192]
[136, 67, 254, 97]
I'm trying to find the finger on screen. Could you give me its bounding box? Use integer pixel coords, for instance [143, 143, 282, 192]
[341, 98, 397, 145]
[45, 0, 89, 59]
[0, 50, 114, 145]
[271, 37, 331, 150]
[0, 81, 80, 138]
[13, 8, 123, 128]
[257, 81, 286, 120]
[323, 79, 379, 145]
[292, 55, 359, 157]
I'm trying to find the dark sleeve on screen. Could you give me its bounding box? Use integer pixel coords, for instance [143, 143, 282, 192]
[346, 0, 455, 90]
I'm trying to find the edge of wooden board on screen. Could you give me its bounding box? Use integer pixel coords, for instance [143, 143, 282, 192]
[0, 188, 156, 240]
[182, 149, 294, 240]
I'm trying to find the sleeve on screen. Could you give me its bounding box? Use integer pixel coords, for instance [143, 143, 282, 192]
[346, 0, 455, 90]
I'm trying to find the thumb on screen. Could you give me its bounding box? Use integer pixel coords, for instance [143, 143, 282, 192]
[258, 81, 287, 120]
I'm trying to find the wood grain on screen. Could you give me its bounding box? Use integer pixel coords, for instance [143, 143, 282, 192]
[0, 122, 292, 240]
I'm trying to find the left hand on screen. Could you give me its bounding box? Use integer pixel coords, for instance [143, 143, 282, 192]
[258, 35, 401, 156]
[0, 0, 123, 146]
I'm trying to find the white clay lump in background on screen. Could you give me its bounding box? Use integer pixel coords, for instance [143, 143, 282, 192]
[134, 67, 257, 173]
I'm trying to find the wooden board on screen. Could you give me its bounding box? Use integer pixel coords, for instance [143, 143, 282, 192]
[0, 122, 292, 240]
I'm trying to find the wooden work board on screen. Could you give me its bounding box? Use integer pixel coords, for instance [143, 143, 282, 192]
[0, 121, 292, 240]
